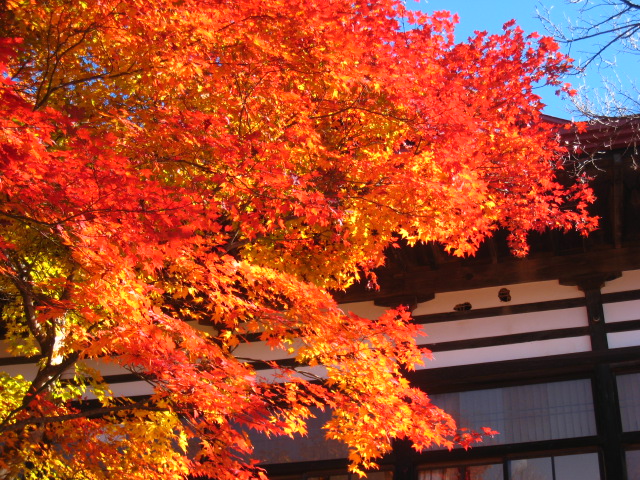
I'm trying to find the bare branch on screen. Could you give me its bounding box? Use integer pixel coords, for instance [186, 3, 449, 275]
[538, 0, 640, 117]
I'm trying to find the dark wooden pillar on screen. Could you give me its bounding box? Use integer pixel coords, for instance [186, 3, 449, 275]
[573, 275, 625, 479]
[560, 273, 620, 351]
[392, 438, 416, 480]
[612, 152, 624, 249]
[593, 363, 626, 480]
[559, 274, 625, 479]
[581, 279, 609, 352]
[376, 297, 433, 480]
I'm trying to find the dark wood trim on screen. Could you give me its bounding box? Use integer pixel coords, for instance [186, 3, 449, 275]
[264, 458, 351, 478]
[605, 319, 640, 333]
[374, 293, 434, 310]
[622, 431, 640, 445]
[592, 364, 627, 479]
[408, 437, 601, 467]
[413, 298, 586, 325]
[336, 248, 640, 304]
[102, 373, 146, 384]
[406, 346, 640, 394]
[613, 153, 624, 249]
[602, 289, 640, 304]
[393, 439, 417, 480]
[73, 394, 151, 410]
[0, 355, 42, 366]
[0, 365, 151, 386]
[583, 284, 609, 351]
[421, 327, 590, 353]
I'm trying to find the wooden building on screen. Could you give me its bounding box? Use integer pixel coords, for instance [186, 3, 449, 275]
[256, 116, 640, 480]
[1, 117, 638, 479]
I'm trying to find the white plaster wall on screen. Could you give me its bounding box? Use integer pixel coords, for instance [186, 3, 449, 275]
[608, 331, 640, 349]
[602, 270, 640, 294]
[0, 340, 34, 359]
[232, 338, 301, 362]
[102, 380, 155, 398]
[339, 280, 583, 320]
[0, 363, 39, 380]
[413, 280, 582, 316]
[418, 307, 589, 344]
[603, 299, 640, 323]
[419, 336, 592, 369]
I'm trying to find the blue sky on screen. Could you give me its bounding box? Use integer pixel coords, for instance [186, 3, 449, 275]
[410, 0, 638, 119]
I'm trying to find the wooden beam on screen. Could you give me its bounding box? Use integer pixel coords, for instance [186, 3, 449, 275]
[335, 245, 640, 304]
[559, 273, 622, 351]
[405, 346, 640, 394]
[612, 152, 624, 248]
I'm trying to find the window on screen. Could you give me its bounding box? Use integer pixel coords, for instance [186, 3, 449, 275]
[418, 463, 502, 480]
[430, 379, 597, 446]
[249, 408, 348, 464]
[625, 449, 640, 479]
[617, 372, 640, 432]
[419, 453, 601, 480]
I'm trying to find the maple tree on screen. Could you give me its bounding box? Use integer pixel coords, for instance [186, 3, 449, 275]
[0, 1, 596, 479]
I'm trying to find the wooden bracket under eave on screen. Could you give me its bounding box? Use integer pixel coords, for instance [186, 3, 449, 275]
[373, 293, 435, 311]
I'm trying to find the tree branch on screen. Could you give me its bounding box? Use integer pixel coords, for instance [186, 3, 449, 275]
[0, 398, 167, 434]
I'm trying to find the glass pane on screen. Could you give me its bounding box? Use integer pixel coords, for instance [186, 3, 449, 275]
[626, 450, 640, 480]
[617, 373, 640, 432]
[468, 463, 503, 480]
[418, 467, 460, 480]
[430, 379, 596, 447]
[509, 457, 553, 480]
[250, 408, 348, 464]
[554, 453, 600, 480]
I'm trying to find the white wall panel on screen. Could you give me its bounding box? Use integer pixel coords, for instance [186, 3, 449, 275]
[608, 330, 640, 349]
[418, 336, 592, 369]
[232, 338, 300, 362]
[603, 299, 640, 323]
[601, 270, 640, 294]
[82, 359, 136, 377]
[0, 341, 17, 359]
[418, 307, 588, 344]
[340, 281, 583, 320]
[413, 281, 582, 316]
[0, 361, 133, 382]
[103, 380, 155, 398]
[0, 363, 39, 380]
